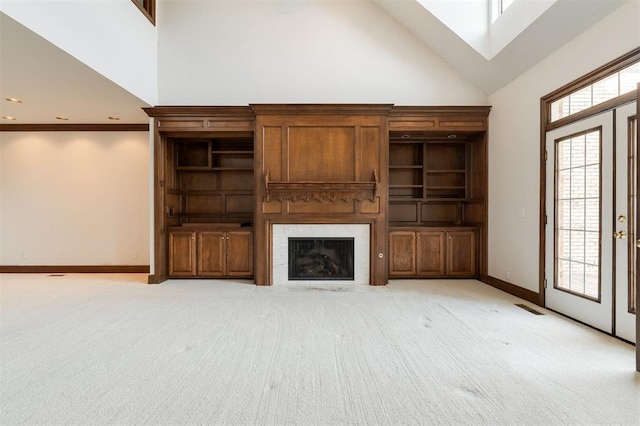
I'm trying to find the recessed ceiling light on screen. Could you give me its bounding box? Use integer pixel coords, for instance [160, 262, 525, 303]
[56, 116, 69, 121]
[2, 116, 17, 120]
[108, 116, 121, 120]
[5, 98, 22, 103]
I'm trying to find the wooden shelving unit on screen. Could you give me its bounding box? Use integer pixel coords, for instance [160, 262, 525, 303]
[165, 136, 255, 279]
[387, 106, 490, 279]
[388, 137, 481, 226]
[169, 137, 254, 225]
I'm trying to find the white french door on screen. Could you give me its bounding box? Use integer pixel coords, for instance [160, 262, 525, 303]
[545, 111, 614, 333]
[545, 103, 637, 343]
[614, 102, 637, 342]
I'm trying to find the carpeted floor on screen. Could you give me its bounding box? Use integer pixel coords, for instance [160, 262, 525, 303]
[0, 274, 638, 425]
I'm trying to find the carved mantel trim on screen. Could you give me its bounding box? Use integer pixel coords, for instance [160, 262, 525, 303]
[264, 170, 378, 202]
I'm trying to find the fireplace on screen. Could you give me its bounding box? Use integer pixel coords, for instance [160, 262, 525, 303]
[272, 224, 370, 285]
[288, 238, 354, 280]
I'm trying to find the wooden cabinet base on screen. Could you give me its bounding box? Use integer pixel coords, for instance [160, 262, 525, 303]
[389, 228, 477, 278]
[169, 227, 253, 278]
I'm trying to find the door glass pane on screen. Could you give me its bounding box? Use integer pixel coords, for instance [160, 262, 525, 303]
[555, 130, 601, 300]
[629, 117, 637, 313]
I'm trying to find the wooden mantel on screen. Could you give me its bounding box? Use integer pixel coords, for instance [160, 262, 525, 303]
[264, 170, 379, 203]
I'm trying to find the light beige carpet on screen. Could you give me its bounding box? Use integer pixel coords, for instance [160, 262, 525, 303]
[0, 274, 638, 425]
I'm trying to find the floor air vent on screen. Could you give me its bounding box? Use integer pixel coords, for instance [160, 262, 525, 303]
[515, 303, 544, 315]
[48, 274, 65, 277]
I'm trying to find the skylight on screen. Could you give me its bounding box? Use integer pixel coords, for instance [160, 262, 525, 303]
[491, 0, 516, 23]
[418, 0, 556, 60]
[501, 0, 515, 13]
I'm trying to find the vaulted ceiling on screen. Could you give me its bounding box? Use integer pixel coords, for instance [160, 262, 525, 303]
[0, 13, 151, 124]
[375, 0, 628, 93]
[0, 0, 630, 124]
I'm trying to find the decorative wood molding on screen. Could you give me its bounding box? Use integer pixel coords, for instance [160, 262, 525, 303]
[480, 275, 542, 306]
[264, 170, 378, 202]
[144, 106, 255, 133]
[389, 106, 491, 133]
[0, 265, 150, 273]
[0, 124, 148, 132]
[389, 106, 492, 116]
[251, 104, 394, 115]
[143, 106, 255, 118]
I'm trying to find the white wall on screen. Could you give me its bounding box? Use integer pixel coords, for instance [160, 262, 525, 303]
[0, 132, 150, 266]
[0, 0, 157, 105]
[157, 0, 488, 105]
[487, 0, 640, 292]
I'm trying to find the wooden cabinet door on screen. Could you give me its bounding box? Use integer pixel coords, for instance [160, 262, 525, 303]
[389, 231, 417, 276]
[446, 231, 476, 277]
[197, 231, 226, 277]
[169, 231, 196, 277]
[226, 231, 254, 277]
[416, 231, 445, 276]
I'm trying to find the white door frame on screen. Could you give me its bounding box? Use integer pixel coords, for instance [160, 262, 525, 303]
[614, 102, 636, 343]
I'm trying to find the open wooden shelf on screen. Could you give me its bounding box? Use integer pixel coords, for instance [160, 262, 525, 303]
[169, 136, 254, 225]
[388, 135, 483, 228]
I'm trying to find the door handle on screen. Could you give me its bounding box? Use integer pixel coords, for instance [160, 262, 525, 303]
[614, 230, 627, 239]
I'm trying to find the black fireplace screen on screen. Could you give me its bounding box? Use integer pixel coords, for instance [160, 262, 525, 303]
[288, 238, 355, 280]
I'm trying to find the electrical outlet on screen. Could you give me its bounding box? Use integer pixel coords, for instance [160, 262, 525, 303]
[132, 252, 138, 260]
[506, 271, 511, 280]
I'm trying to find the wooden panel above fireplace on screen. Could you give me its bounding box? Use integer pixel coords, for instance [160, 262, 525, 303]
[252, 104, 392, 286]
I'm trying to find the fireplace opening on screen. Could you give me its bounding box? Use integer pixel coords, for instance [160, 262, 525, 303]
[288, 238, 355, 280]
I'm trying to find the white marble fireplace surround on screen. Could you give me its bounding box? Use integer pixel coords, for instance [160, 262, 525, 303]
[272, 224, 370, 285]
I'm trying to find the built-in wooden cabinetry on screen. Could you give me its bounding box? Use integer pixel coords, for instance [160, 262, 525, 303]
[145, 105, 489, 285]
[389, 228, 476, 277]
[144, 107, 256, 283]
[168, 227, 253, 278]
[387, 106, 489, 279]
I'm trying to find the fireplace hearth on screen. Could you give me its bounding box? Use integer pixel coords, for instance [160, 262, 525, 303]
[288, 238, 354, 280]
